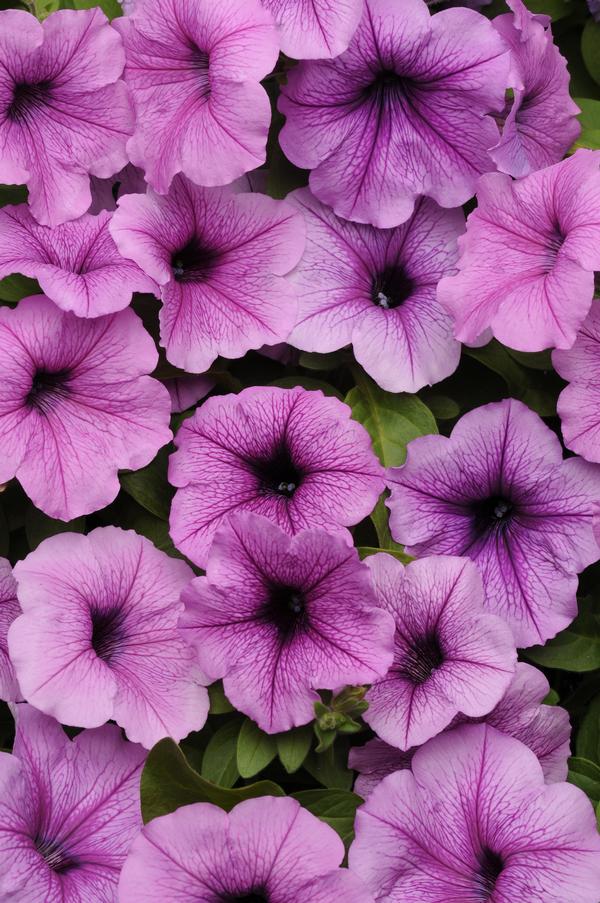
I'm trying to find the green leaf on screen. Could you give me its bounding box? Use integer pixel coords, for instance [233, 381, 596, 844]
[524, 0, 571, 20]
[370, 494, 406, 557]
[583, 19, 600, 88]
[141, 738, 284, 823]
[464, 341, 556, 417]
[0, 273, 40, 303]
[576, 694, 600, 763]
[568, 757, 600, 806]
[269, 376, 344, 400]
[304, 745, 353, 790]
[298, 350, 349, 371]
[543, 689, 560, 706]
[237, 718, 278, 779]
[120, 447, 173, 521]
[526, 598, 600, 673]
[208, 681, 234, 715]
[357, 546, 412, 564]
[59, 0, 122, 17]
[119, 507, 183, 560]
[572, 98, 600, 151]
[276, 724, 313, 774]
[291, 789, 362, 846]
[34, 0, 60, 18]
[346, 370, 437, 467]
[202, 719, 242, 788]
[505, 348, 553, 371]
[419, 392, 460, 421]
[0, 185, 27, 206]
[25, 504, 85, 551]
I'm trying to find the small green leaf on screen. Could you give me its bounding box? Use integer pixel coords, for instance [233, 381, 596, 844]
[583, 19, 600, 88]
[237, 718, 278, 779]
[543, 689, 560, 706]
[419, 392, 460, 421]
[526, 598, 600, 672]
[141, 739, 284, 823]
[298, 350, 349, 371]
[571, 98, 600, 152]
[291, 789, 362, 847]
[25, 504, 85, 551]
[370, 494, 406, 557]
[568, 757, 600, 805]
[120, 447, 173, 521]
[59, 0, 122, 18]
[576, 694, 600, 764]
[357, 546, 412, 564]
[276, 724, 313, 774]
[505, 348, 553, 371]
[304, 745, 353, 790]
[0, 273, 40, 303]
[208, 681, 234, 715]
[202, 719, 242, 788]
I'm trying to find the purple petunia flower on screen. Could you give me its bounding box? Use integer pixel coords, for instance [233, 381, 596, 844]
[589, 0, 600, 22]
[362, 554, 516, 750]
[0, 206, 154, 318]
[169, 386, 385, 567]
[349, 723, 600, 902]
[0, 558, 20, 702]
[0, 295, 171, 520]
[387, 398, 600, 647]
[119, 796, 372, 902]
[180, 512, 394, 733]
[0, 704, 146, 903]
[9, 527, 209, 749]
[350, 661, 572, 796]
[288, 189, 463, 392]
[260, 0, 363, 59]
[278, 0, 510, 228]
[490, 0, 580, 177]
[0, 9, 133, 227]
[437, 150, 600, 351]
[115, 0, 278, 194]
[110, 176, 304, 373]
[553, 303, 600, 463]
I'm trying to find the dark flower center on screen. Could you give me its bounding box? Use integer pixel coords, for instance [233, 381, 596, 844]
[399, 631, 444, 684]
[263, 584, 307, 637]
[371, 265, 415, 309]
[366, 68, 406, 98]
[35, 837, 78, 874]
[471, 496, 515, 535]
[475, 847, 504, 899]
[219, 894, 269, 902]
[90, 607, 126, 664]
[26, 368, 71, 414]
[7, 79, 53, 122]
[251, 445, 303, 498]
[190, 46, 211, 101]
[171, 237, 219, 283]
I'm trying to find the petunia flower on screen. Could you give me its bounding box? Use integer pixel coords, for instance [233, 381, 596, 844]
[180, 512, 394, 733]
[437, 150, 600, 351]
[0, 295, 172, 520]
[260, 0, 363, 59]
[0, 558, 20, 702]
[288, 189, 463, 393]
[169, 386, 385, 567]
[350, 661, 572, 796]
[553, 303, 600, 463]
[387, 398, 600, 647]
[0, 8, 133, 227]
[120, 796, 371, 901]
[278, 0, 510, 228]
[0, 704, 146, 903]
[0, 206, 154, 318]
[110, 176, 304, 372]
[362, 554, 516, 750]
[114, 0, 278, 194]
[349, 723, 600, 902]
[490, 0, 580, 177]
[9, 527, 209, 749]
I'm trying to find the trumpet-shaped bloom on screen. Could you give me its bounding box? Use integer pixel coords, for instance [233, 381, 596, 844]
[0, 206, 154, 318]
[0, 8, 133, 227]
[261, 0, 363, 59]
[363, 554, 515, 750]
[169, 385, 385, 567]
[490, 0, 580, 177]
[110, 176, 304, 372]
[0, 295, 171, 520]
[115, 0, 278, 194]
[9, 527, 208, 749]
[279, 0, 510, 227]
[0, 704, 145, 903]
[0, 558, 19, 702]
[349, 723, 600, 902]
[437, 150, 600, 351]
[387, 398, 600, 647]
[180, 513, 394, 733]
[288, 189, 462, 392]
[553, 303, 600, 463]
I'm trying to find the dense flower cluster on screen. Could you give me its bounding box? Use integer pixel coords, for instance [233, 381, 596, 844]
[0, 0, 598, 900]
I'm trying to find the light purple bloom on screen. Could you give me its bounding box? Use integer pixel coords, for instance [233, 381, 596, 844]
[288, 189, 462, 392]
[0, 9, 133, 227]
[0, 558, 20, 702]
[261, 0, 363, 59]
[278, 0, 510, 227]
[180, 512, 394, 733]
[88, 164, 146, 216]
[9, 527, 209, 749]
[589, 0, 600, 22]
[349, 723, 600, 902]
[164, 375, 215, 414]
[115, 0, 278, 194]
[438, 150, 600, 351]
[0, 206, 154, 318]
[553, 303, 600, 463]
[0, 295, 171, 520]
[0, 704, 145, 903]
[490, 0, 580, 177]
[111, 176, 304, 373]
[120, 796, 371, 901]
[350, 661, 571, 795]
[363, 554, 515, 750]
[387, 398, 600, 647]
[169, 385, 385, 567]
